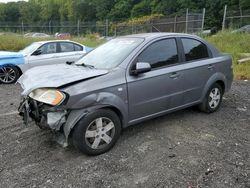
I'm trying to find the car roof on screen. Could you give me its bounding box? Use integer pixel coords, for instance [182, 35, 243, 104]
[120, 32, 197, 39]
[35, 40, 83, 46]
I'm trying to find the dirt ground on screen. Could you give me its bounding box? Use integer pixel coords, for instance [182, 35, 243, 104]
[0, 81, 249, 188]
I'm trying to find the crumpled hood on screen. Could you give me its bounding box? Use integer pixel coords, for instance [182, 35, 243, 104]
[18, 64, 109, 95]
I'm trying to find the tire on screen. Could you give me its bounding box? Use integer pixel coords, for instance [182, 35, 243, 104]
[199, 83, 223, 113]
[72, 109, 122, 155]
[0, 65, 20, 84]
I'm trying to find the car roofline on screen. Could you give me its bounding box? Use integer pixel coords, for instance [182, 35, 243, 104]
[34, 40, 85, 47]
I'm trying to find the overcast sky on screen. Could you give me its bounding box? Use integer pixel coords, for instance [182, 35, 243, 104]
[0, 0, 27, 3]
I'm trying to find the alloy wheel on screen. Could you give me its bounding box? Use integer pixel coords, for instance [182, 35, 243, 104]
[0, 67, 17, 84]
[85, 117, 115, 150]
[208, 88, 221, 109]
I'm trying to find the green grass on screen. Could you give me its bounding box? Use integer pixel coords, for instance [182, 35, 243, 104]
[0, 34, 104, 51]
[0, 32, 250, 79]
[206, 31, 250, 80]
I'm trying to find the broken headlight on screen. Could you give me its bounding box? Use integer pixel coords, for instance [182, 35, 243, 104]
[29, 88, 66, 106]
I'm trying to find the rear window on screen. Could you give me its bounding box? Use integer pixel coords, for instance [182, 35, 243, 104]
[181, 38, 209, 61]
[60, 42, 74, 52]
[74, 44, 83, 51]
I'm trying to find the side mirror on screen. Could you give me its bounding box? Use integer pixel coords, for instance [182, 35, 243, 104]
[131, 62, 151, 75]
[32, 49, 42, 56]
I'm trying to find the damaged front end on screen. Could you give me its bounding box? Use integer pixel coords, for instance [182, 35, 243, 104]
[18, 97, 67, 131]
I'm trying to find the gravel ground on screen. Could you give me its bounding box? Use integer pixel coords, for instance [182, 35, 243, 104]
[0, 81, 249, 188]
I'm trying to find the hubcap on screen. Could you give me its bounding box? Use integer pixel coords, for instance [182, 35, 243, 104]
[208, 88, 221, 109]
[85, 117, 115, 149]
[0, 67, 16, 83]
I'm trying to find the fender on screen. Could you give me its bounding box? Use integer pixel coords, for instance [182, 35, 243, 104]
[201, 72, 227, 101]
[0, 52, 25, 66]
[63, 92, 128, 143]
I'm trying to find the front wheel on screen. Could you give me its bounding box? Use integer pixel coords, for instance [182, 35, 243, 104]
[0, 66, 20, 84]
[72, 109, 121, 155]
[199, 83, 223, 113]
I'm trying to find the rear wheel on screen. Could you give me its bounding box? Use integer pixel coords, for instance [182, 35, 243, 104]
[72, 109, 121, 155]
[199, 83, 223, 113]
[0, 66, 20, 84]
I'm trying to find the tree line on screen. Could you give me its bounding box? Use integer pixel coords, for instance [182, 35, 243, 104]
[0, 0, 249, 29]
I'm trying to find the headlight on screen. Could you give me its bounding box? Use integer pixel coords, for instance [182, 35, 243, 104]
[29, 88, 66, 106]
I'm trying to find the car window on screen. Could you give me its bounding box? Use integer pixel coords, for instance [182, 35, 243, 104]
[137, 38, 179, 69]
[60, 42, 74, 52]
[38, 43, 57, 54]
[74, 44, 83, 51]
[181, 38, 209, 61]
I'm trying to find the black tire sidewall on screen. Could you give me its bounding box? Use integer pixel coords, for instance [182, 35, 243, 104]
[72, 109, 121, 155]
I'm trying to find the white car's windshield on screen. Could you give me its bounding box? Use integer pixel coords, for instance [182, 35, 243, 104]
[75, 37, 144, 69]
[20, 42, 41, 55]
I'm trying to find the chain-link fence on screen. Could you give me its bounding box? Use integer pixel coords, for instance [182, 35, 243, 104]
[0, 8, 205, 37]
[112, 10, 205, 36]
[222, 5, 250, 30]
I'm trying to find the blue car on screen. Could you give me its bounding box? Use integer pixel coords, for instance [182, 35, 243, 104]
[0, 40, 92, 84]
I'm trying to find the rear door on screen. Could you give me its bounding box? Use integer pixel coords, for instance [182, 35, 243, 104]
[126, 38, 184, 122]
[179, 37, 216, 105]
[57, 42, 85, 63]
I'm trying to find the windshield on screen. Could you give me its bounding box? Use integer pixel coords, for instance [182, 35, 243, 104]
[20, 42, 41, 55]
[75, 37, 144, 69]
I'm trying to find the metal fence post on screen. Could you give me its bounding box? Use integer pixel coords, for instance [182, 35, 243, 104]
[49, 20, 51, 34]
[222, 5, 227, 30]
[239, 7, 242, 27]
[105, 19, 109, 37]
[185, 8, 189, 33]
[201, 8, 206, 31]
[115, 24, 117, 36]
[77, 19, 80, 36]
[174, 15, 177, 32]
[21, 21, 24, 35]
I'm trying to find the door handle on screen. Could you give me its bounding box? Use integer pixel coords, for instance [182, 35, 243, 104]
[208, 65, 214, 70]
[169, 72, 180, 79]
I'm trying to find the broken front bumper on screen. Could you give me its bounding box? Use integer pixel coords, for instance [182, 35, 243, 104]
[18, 98, 67, 131]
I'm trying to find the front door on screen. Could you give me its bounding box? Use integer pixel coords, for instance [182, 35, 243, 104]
[27, 42, 59, 68]
[126, 38, 184, 122]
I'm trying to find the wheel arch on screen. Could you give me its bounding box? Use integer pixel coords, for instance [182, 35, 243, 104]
[215, 80, 225, 94]
[201, 73, 227, 101]
[15, 65, 23, 76]
[64, 104, 127, 144]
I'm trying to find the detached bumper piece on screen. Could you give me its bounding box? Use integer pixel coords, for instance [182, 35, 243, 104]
[18, 98, 67, 131]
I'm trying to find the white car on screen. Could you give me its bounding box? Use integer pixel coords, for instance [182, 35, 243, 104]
[0, 40, 93, 84]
